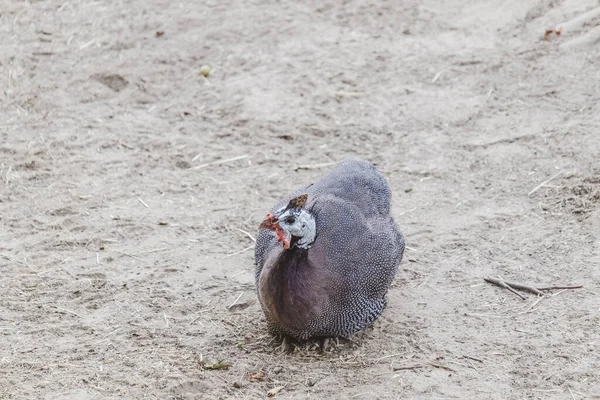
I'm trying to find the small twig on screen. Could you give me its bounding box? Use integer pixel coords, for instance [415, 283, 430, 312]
[392, 364, 423, 371]
[499, 279, 545, 296]
[528, 170, 564, 196]
[428, 361, 456, 372]
[537, 285, 583, 291]
[485, 277, 583, 297]
[484, 277, 545, 297]
[484, 277, 527, 300]
[462, 355, 484, 363]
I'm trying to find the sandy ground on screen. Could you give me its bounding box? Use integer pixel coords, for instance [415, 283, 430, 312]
[2, 0, 600, 399]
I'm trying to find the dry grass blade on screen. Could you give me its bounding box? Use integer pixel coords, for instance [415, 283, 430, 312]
[227, 292, 244, 309]
[223, 245, 254, 258]
[237, 228, 256, 242]
[528, 170, 564, 196]
[267, 386, 284, 397]
[191, 155, 248, 170]
[294, 162, 336, 171]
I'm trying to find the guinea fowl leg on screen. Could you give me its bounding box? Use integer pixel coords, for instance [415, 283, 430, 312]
[277, 336, 291, 354]
[318, 337, 340, 352]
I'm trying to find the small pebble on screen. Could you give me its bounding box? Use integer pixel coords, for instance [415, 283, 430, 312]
[200, 65, 211, 77]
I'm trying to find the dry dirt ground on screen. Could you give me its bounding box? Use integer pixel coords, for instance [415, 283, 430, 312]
[2, 0, 600, 399]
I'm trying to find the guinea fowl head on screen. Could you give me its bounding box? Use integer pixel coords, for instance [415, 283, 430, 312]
[258, 194, 316, 250]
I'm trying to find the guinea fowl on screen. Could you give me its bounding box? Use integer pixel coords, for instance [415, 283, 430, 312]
[254, 159, 405, 348]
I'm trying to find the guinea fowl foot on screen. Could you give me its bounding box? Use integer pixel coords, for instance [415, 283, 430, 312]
[318, 337, 339, 352]
[277, 336, 291, 354]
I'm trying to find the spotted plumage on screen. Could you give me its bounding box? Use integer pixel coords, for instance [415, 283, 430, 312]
[254, 159, 405, 342]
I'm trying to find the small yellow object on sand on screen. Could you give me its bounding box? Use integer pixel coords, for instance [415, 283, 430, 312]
[199, 65, 211, 77]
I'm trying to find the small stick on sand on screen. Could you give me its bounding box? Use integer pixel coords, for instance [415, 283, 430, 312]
[485, 277, 582, 298]
[462, 355, 484, 363]
[537, 285, 583, 291]
[496, 279, 545, 296]
[392, 364, 423, 371]
[484, 277, 528, 300]
[528, 170, 564, 196]
[428, 361, 457, 372]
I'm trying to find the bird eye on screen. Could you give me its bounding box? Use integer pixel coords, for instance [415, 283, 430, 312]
[285, 217, 296, 224]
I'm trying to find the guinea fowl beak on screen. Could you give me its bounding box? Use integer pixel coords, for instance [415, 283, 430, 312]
[258, 214, 291, 250]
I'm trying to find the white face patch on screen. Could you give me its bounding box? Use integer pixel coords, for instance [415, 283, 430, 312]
[276, 209, 316, 249]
